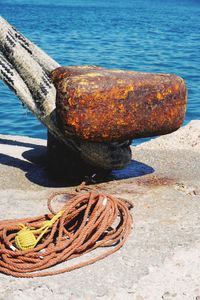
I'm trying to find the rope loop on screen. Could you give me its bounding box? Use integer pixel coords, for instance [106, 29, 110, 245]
[0, 190, 133, 277]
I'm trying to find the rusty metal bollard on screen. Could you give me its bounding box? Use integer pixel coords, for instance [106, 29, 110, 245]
[47, 65, 187, 179]
[51, 66, 187, 142]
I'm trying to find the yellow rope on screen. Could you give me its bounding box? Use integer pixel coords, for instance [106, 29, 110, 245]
[15, 210, 64, 250]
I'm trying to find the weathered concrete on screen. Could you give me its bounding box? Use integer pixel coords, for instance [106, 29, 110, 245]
[0, 120, 200, 300]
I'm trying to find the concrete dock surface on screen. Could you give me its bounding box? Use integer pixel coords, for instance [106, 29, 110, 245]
[0, 120, 200, 300]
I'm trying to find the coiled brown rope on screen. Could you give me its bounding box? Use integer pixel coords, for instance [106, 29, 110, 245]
[0, 190, 133, 277]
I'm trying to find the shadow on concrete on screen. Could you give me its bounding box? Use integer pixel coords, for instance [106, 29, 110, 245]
[0, 138, 44, 149]
[0, 138, 154, 187]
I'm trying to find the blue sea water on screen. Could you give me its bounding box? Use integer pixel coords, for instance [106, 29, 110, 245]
[0, 0, 200, 143]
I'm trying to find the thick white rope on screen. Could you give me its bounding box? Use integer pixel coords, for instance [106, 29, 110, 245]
[0, 16, 80, 151]
[0, 50, 38, 114]
[0, 17, 56, 116]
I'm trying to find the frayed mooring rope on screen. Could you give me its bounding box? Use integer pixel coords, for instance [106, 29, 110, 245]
[0, 190, 133, 278]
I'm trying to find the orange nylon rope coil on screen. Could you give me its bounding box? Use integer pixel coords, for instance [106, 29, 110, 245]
[0, 191, 133, 278]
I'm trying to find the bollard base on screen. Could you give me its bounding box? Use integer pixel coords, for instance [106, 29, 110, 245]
[46, 131, 111, 183]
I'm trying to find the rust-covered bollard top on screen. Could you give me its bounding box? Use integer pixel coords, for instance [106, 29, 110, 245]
[51, 66, 187, 142]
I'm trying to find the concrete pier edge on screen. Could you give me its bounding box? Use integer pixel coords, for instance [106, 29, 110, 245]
[0, 120, 200, 300]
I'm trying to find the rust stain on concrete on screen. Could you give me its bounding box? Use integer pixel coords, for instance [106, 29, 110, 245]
[135, 175, 175, 187]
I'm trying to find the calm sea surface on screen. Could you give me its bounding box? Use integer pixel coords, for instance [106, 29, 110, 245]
[0, 0, 200, 144]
